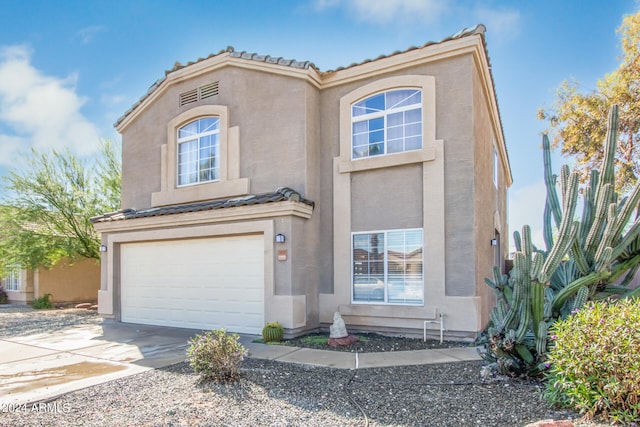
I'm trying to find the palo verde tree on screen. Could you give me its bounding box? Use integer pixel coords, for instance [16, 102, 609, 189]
[0, 139, 121, 276]
[538, 10, 640, 191]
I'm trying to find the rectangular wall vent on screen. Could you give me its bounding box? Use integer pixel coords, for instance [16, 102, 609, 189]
[200, 81, 219, 99]
[179, 89, 198, 106]
[179, 81, 219, 106]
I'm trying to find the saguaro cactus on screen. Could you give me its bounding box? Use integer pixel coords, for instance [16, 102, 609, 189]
[483, 106, 640, 377]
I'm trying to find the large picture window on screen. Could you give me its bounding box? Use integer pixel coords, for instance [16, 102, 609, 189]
[351, 89, 422, 159]
[352, 229, 423, 305]
[177, 117, 220, 186]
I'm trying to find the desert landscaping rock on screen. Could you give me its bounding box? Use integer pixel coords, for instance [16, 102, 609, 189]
[0, 306, 102, 338]
[74, 303, 93, 309]
[0, 307, 612, 426]
[327, 334, 359, 347]
[526, 420, 576, 427]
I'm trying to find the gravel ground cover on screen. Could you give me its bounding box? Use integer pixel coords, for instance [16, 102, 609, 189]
[282, 332, 473, 352]
[0, 306, 612, 426]
[0, 305, 102, 338]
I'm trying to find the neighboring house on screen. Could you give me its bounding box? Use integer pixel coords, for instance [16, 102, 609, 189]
[92, 25, 512, 339]
[1, 258, 100, 304]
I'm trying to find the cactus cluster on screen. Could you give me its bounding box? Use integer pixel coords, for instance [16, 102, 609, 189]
[483, 106, 640, 377]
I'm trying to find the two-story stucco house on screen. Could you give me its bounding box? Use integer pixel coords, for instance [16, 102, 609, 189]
[92, 25, 511, 339]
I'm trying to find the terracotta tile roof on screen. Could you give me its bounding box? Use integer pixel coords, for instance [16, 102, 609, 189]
[114, 25, 488, 129]
[90, 187, 314, 224]
[326, 25, 486, 72]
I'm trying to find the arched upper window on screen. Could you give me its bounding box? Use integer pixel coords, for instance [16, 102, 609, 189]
[177, 117, 220, 186]
[351, 89, 422, 159]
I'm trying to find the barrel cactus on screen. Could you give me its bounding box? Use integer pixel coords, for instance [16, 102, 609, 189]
[261, 321, 284, 343]
[482, 106, 640, 377]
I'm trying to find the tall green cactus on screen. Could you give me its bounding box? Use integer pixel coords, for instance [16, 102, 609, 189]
[482, 106, 640, 377]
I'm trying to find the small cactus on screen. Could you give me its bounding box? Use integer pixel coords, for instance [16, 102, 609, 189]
[261, 321, 284, 343]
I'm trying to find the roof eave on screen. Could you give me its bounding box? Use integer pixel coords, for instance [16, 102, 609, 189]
[114, 52, 323, 133]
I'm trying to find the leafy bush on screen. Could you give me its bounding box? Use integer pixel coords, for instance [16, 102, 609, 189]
[31, 293, 53, 309]
[544, 298, 640, 423]
[0, 286, 8, 304]
[261, 321, 284, 343]
[187, 329, 247, 382]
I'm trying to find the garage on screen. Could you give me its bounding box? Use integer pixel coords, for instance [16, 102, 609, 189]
[120, 234, 264, 334]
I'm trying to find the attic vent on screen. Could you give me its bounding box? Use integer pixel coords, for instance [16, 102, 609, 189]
[179, 81, 220, 106]
[200, 81, 219, 99]
[179, 89, 198, 106]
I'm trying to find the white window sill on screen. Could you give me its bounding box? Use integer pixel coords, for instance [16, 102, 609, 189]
[151, 178, 250, 207]
[338, 147, 435, 174]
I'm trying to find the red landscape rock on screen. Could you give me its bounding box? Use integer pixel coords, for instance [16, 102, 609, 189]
[525, 420, 574, 427]
[327, 334, 359, 348]
[75, 303, 92, 309]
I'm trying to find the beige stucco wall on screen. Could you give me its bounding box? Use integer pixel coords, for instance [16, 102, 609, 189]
[107, 34, 510, 338]
[36, 258, 100, 303]
[5, 258, 99, 304]
[121, 67, 315, 210]
[350, 164, 423, 231]
[118, 64, 323, 334]
[318, 54, 491, 337]
[439, 56, 477, 298]
[470, 60, 509, 328]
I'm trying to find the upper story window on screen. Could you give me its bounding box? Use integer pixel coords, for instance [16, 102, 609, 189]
[351, 89, 422, 159]
[153, 105, 250, 207]
[177, 117, 220, 186]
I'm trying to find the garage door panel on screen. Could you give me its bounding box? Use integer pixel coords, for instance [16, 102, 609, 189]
[121, 235, 264, 334]
[223, 288, 260, 301]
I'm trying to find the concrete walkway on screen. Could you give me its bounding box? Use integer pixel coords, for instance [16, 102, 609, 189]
[0, 320, 480, 405]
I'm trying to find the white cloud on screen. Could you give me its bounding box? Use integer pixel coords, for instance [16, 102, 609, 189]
[100, 93, 126, 107]
[0, 134, 26, 165]
[314, 0, 521, 39]
[315, 0, 449, 25]
[77, 25, 106, 44]
[508, 180, 547, 252]
[0, 45, 100, 167]
[475, 7, 521, 40]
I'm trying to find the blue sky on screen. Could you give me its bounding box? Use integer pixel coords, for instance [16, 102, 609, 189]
[0, 0, 638, 250]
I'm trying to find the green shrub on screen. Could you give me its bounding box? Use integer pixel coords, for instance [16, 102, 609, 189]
[31, 293, 53, 309]
[187, 329, 247, 382]
[544, 298, 640, 423]
[261, 321, 284, 343]
[0, 286, 8, 304]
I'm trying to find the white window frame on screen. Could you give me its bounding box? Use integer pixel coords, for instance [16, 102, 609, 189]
[152, 105, 250, 207]
[351, 228, 424, 306]
[177, 117, 221, 187]
[5, 266, 21, 291]
[351, 89, 422, 160]
[337, 75, 438, 175]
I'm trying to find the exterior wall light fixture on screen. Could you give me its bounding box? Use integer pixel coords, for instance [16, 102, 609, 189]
[99, 244, 108, 252]
[490, 239, 497, 246]
[275, 234, 285, 243]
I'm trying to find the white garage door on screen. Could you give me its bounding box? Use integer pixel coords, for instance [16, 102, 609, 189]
[120, 234, 264, 334]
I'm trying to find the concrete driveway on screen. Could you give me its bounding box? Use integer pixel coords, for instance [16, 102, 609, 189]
[0, 319, 204, 405]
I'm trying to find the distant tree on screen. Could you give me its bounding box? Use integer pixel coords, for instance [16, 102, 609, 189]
[538, 10, 640, 191]
[0, 139, 121, 276]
